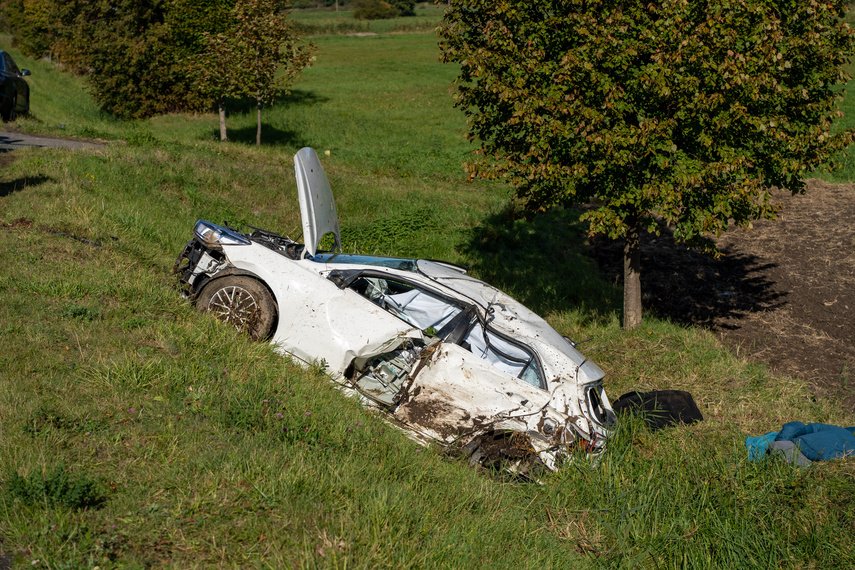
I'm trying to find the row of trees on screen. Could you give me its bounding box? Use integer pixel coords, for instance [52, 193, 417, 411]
[1, 0, 313, 143]
[439, 0, 855, 328]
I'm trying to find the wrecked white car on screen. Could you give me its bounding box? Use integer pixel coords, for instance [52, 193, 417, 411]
[174, 147, 615, 473]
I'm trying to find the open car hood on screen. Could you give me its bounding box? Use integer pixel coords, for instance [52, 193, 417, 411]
[294, 147, 341, 257]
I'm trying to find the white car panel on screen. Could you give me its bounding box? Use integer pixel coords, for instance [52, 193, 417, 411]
[219, 242, 422, 373]
[295, 147, 341, 257]
[174, 148, 616, 474]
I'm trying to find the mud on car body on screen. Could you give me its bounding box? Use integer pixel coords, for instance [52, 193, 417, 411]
[175, 148, 615, 473]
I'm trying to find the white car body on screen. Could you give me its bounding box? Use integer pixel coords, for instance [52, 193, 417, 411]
[175, 148, 615, 472]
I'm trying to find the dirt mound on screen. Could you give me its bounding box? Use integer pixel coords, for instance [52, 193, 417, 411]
[589, 179, 855, 410]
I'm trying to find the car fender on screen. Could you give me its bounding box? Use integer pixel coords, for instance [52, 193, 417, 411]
[220, 242, 422, 374]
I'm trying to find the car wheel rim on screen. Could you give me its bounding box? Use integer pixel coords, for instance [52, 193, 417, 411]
[207, 285, 258, 330]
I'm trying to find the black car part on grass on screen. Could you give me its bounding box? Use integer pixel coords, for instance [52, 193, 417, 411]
[612, 390, 703, 431]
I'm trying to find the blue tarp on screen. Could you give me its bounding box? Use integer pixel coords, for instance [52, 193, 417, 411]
[775, 422, 855, 462]
[747, 422, 855, 464]
[745, 431, 778, 461]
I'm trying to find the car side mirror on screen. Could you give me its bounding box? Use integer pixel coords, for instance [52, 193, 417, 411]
[21, 70, 30, 76]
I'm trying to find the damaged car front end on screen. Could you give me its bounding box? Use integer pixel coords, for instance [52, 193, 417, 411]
[175, 148, 615, 473]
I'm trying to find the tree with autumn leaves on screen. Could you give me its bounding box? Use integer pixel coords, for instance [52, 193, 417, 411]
[239, 0, 314, 146]
[195, 0, 314, 144]
[2, 0, 313, 141]
[439, 0, 855, 329]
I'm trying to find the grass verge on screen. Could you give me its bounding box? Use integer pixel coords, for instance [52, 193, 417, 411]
[0, 26, 854, 569]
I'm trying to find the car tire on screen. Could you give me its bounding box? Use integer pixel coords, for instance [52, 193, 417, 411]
[196, 275, 277, 341]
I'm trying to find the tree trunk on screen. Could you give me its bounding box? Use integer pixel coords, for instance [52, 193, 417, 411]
[622, 217, 642, 330]
[255, 60, 262, 146]
[218, 99, 227, 142]
[256, 97, 262, 146]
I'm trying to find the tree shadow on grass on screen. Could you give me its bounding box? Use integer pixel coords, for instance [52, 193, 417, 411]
[216, 89, 330, 147]
[0, 175, 51, 198]
[460, 205, 787, 329]
[586, 221, 787, 329]
[223, 88, 330, 115]
[223, 124, 313, 148]
[458, 206, 621, 326]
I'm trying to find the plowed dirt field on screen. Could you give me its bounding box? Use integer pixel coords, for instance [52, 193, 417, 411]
[590, 179, 855, 410]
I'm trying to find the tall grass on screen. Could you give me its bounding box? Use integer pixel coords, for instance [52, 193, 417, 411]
[1, 25, 854, 569]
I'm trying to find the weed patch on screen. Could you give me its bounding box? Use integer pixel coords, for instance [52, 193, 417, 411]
[6, 466, 106, 510]
[23, 407, 109, 437]
[59, 303, 102, 322]
[343, 205, 439, 253]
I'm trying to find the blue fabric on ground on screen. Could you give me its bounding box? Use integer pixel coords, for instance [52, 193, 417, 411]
[769, 441, 812, 467]
[774, 422, 855, 462]
[746, 432, 779, 461]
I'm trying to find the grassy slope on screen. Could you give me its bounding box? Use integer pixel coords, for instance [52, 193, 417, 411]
[1, 27, 854, 569]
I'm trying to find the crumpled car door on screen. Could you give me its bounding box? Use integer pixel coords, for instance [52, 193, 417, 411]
[394, 341, 551, 443]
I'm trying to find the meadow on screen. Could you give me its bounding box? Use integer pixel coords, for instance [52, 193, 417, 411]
[1, 17, 854, 569]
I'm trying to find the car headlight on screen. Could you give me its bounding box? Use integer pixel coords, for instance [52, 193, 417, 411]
[194, 220, 251, 246]
[586, 384, 616, 427]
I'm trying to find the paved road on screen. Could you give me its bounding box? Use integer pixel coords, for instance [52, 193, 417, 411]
[0, 129, 103, 150]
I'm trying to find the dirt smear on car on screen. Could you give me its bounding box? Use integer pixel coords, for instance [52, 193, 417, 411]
[589, 179, 855, 410]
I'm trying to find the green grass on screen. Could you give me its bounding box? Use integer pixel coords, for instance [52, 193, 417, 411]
[1, 27, 855, 569]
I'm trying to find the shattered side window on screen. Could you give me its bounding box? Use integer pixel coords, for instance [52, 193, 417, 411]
[464, 326, 546, 390]
[519, 360, 544, 388]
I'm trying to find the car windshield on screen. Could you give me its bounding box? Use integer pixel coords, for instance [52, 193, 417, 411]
[310, 253, 418, 272]
[2, 53, 18, 74]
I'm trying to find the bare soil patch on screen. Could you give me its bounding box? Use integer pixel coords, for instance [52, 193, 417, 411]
[589, 179, 855, 410]
[0, 216, 32, 230]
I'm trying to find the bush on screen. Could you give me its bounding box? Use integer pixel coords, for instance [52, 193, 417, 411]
[388, 0, 415, 16]
[353, 0, 397, 19]
[6, 465, 106, 510]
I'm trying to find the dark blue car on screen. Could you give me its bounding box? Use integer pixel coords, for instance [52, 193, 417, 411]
[0, 50, 30, 121]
